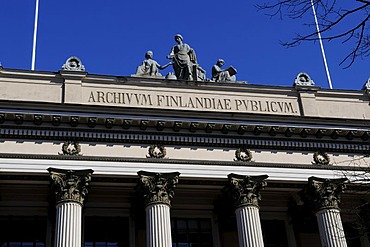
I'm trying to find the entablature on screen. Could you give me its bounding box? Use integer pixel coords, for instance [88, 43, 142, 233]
[0, 109, 369, 152]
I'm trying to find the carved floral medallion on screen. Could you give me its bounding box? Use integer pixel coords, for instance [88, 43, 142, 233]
[235, 148, 253, 162]
[313, 151, 330, 166]
[60, 141, 81, 156]
[147, 144, 166, 159]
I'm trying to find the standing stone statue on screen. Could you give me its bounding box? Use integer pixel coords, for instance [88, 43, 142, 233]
[211, 59, 237, 82]
[135, 51, 171, 77]
[167, 34, 204, 80]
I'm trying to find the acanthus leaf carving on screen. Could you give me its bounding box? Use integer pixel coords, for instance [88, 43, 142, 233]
[137, 171, 180, 207]
[227, 173, 268, 208]
[48, 167, 93, 205]
[303, 176, 347, 211]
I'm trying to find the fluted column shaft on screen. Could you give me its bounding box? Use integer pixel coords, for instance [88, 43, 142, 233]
[54, 202, 82, 247]
[236, 206, 264, 247]
[227, 174, 268, 247]
[146, 204, 172, 247]
[137, 171, 180, 247]
[316, 208, 347, 247]
[303, 177, 348, 247]
[48, 167, 93, 247]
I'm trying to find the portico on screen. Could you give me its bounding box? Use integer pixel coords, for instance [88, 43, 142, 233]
[0, 66, 370, 246]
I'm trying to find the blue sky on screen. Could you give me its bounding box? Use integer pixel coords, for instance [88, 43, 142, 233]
[0, 0, 368, 90]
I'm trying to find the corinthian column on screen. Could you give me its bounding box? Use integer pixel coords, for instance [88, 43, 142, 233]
[48, 167, 93, 247]
[227, 173, 268, 247]
[304, 176, 348, 247]
[137, 171, 180, 247]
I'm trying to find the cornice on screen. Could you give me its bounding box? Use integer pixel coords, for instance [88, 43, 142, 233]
[0, 68, 58, 79]
[0, 102, 369, 155]
[316, 88, 369, 99]
[0, 125, 369, 154]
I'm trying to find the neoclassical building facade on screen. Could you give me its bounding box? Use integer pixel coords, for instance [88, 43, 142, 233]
[0, 64, 370, 247]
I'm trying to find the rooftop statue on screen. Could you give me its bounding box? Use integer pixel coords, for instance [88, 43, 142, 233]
[167, 34, 205, 81]
[62, 56, 85, 71]
[362, 78, 370, 91]
[135, 51, 171, 77]
[211, 59, 237, 82]
[294, 72, 314, 86]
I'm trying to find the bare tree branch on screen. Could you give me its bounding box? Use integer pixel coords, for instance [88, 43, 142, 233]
[257, 0, 370, 67]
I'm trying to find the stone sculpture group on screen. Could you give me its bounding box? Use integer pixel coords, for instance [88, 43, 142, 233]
[59, 34, 365, 88]
[135, 34, 237, 82]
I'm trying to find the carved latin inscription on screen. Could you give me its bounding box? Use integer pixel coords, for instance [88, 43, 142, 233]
[87, 90, 299, 115]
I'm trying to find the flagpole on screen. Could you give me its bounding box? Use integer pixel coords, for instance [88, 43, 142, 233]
[310, 0, 333, 89]
[31, 0, 40, 71]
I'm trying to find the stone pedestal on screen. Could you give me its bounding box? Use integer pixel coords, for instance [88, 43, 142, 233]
[137, 171, 180, 247]
[304, 176, 348, 247]
[228, 173, 268, 247]
[48, 167, 93, 247]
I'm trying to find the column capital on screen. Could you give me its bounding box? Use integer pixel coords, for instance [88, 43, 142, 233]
[304, 176, 347, 211]
[227, 173, 268, 208]
[48, 167, 93, 205]
[137, 170, 180, 207]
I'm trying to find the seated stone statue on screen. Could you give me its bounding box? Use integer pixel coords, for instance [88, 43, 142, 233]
[211, 59, 237, 82]
[136, 51, 171, 77]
